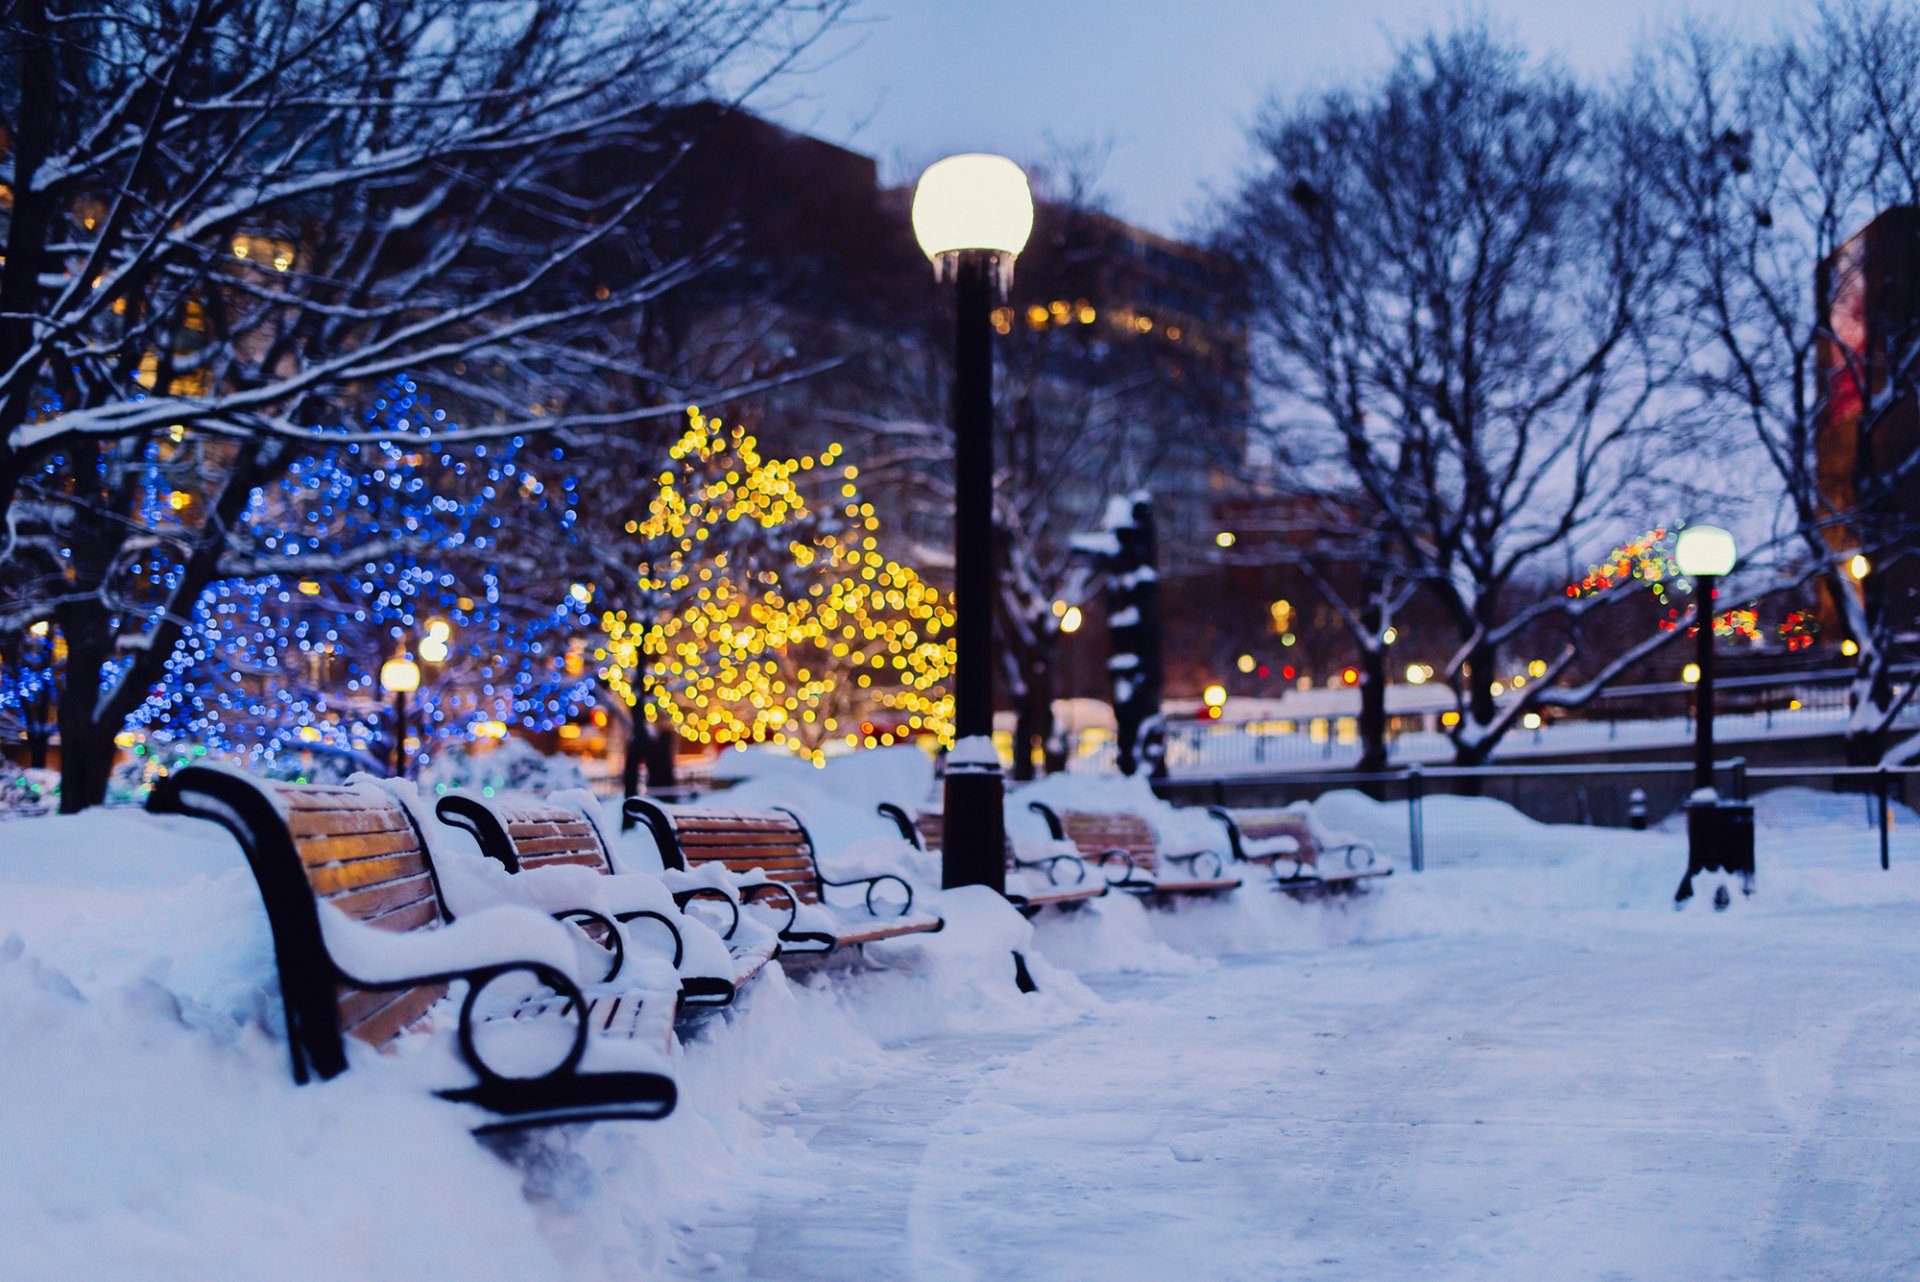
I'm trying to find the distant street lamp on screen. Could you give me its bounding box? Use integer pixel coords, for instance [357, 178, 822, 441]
[1059, 604, 1083, 763]
[1672, 523, 1752, 906]
[380, 654, 420, 778]
[912, 153, 1034, 894]
[1675, 524, 1736, 792]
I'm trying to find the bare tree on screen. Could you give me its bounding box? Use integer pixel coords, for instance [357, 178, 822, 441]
[1639, 3, 1920, 763]
[1220, 26, 1693, 765]
[0, 0, 842, 808]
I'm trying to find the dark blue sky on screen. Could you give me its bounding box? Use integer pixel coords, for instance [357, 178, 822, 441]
[748, 0, 1798, 240]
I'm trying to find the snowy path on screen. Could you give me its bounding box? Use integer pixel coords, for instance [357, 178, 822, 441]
[670, 907, 1920, 1281]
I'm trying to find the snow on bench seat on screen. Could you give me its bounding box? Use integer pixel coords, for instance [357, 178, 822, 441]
[877, 802, 1106, 915]
[628, 799, 943, 956]
[1207, 806, 1390, 894]
[435, 790, 776, 1010]
[1026, 802, 1242, 897]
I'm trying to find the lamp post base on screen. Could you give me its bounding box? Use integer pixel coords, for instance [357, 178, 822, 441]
[942, 757, 1006, 896]
[1675, 796, 1755, 907]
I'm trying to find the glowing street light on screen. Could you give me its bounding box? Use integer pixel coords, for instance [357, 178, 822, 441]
[379, 654, 420, 778]
[1674, 524, 1737, 791]
[913, 153, 1034, 896]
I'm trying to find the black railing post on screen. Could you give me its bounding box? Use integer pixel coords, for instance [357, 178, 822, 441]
[1407, 765, 1425, 874]
[1879, 766, 1892, 872]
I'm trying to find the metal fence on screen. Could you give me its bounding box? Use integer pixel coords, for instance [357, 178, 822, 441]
[1155, 758, 1920, 874]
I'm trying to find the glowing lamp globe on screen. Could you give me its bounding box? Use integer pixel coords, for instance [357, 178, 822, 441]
[380, 656, 421, 694]
[911, 154, 1034, 262]
[1674, 525, 1737, 578]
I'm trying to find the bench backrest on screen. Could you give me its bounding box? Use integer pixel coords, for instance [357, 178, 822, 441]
[881, 803, 1013, 866]
[626, 799, 823, 904]
[149, 766, 449, 1083]
[1030, 802, 1162, 873]
[438, 792, 614, 876]
[1215, 808, 1322, 867]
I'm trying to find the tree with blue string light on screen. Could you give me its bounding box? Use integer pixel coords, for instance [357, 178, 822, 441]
[119, 375, 600, 788]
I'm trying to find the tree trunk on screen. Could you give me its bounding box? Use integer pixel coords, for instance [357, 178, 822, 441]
[1011, 651, 1055, 782]
[1106, 496, 1165, 779]
[1452, 631, 1499, 772]
[644, 723, 677, 791]
[55, 623, 114, 812]
[619, 704, 645, 798]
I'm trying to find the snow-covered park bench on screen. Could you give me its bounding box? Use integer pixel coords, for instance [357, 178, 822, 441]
[147, 765, 677, 1131]
[434, 791, 777, 1011]
[1025, 802, 1243, 898]
[625, 798, 944, 958]
[1207, 806, 1390, 895]
[874, 801, 1108, 915]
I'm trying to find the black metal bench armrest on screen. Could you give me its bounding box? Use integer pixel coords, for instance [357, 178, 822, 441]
[453, 962, 590, 1088]
[818, 871, 915, 918]
[552, 908, 626, 983]
[1090, 848, 1139, 885]
[1026, 800, 1067, 839]
[1011, 850, 1093, 887]
[610, 907, 685, 971]
[436, 792, 517, 871]
[670, 886, 742, 941]
[1160, 848, 1226, 880]
[733, 880, 801, 936]
[1205, 806, 1247, 863]
[1327, 841, 1379, 871]
[875, 802, 924, 849]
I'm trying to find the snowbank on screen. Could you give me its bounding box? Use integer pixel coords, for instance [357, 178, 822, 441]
[4, 759, 1917, 1279]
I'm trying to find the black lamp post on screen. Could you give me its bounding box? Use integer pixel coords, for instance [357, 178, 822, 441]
[1672, 523, 1753, 906]
[912, 153, 1034, 895]
[380, 653, 420, 778]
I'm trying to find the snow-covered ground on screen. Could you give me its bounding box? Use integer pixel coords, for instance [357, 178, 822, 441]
[3, 751, 1918, 1280]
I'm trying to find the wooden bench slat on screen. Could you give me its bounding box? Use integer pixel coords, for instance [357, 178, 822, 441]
[831, 917, 942, 947]
[1142, 876, 1242, 895]
[505, 819, 595, 837]
[279, 789, 382, 812]
[676, 832, 812, 850]
[329, 873, 439, 922]
[298, 827, 424, 865]
[286, 807, 412, 838]
[343, 983, 446, 1048]
[510, 834, 608, 857]
[1015, 886, 1106, 908]
[702, 854, 813, 871]
[361, 895, 441, 934]
[519, 852, 611, 872]
[308, 851, 431, 897]
[675, 820, 809, 836]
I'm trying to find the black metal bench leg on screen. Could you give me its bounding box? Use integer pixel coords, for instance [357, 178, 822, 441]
[1012, 950, 1037, 994]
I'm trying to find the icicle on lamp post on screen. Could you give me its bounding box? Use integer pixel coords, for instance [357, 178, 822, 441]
[913, 154, 1033, 894]
[380, 654, 420, 779]
[1672, 523, 1754, 907]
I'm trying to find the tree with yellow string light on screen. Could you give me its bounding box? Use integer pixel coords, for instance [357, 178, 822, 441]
[598, 408, 955, 768]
